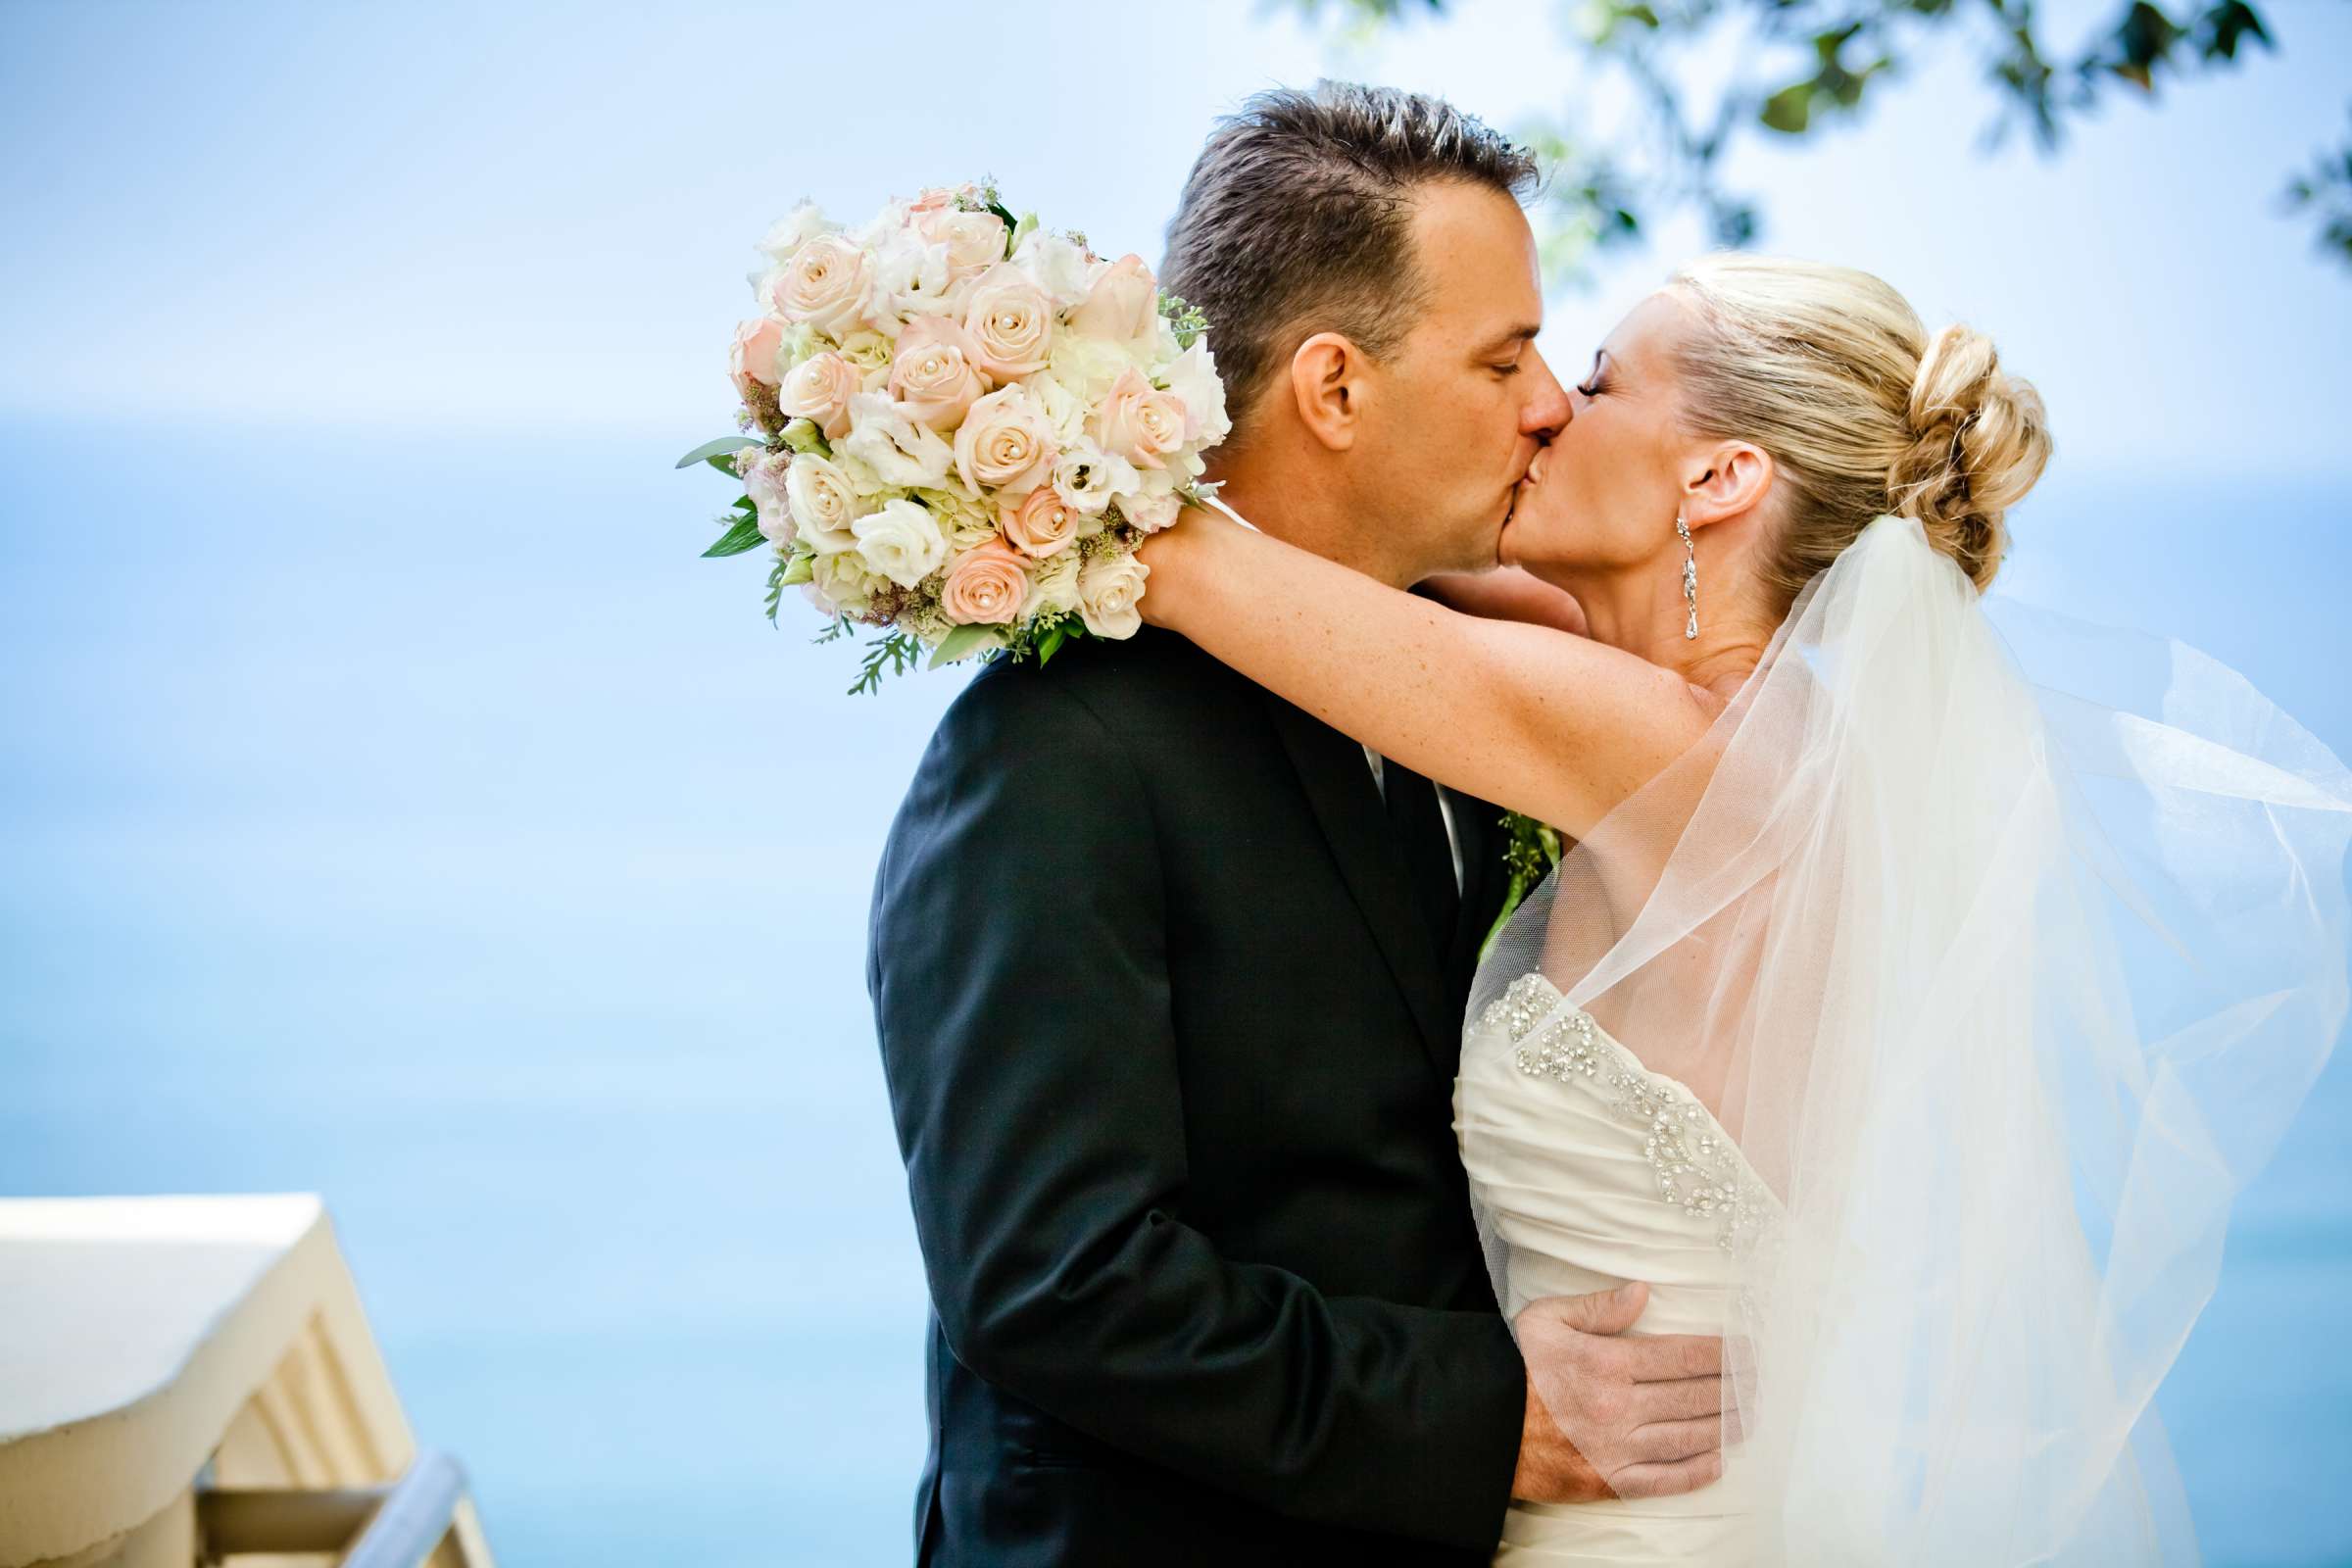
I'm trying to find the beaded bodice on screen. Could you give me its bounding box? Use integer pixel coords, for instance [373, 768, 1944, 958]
[1452, 971, 1780, 1326]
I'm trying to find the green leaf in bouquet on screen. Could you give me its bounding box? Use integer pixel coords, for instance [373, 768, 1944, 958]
[928, 623, 1001, 669]
[1009, 212, 1039, 254]
[676, 436, 753, 470]
[779, 551, 815, 586]
[1036, 624, 1068, 666]
[702, 514, 766, 558]
[732, 494, 757, 514]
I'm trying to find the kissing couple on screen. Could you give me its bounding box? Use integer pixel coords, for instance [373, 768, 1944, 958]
[867, 80, 2352, 1566]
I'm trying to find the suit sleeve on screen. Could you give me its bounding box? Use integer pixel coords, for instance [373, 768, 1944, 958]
[867, 663, 1526, 1549]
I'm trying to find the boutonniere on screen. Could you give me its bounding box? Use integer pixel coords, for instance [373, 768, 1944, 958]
[1480, 811, 1565, 964]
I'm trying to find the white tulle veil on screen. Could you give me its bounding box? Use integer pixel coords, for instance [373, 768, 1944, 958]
[1467, 513, 2352, 1563]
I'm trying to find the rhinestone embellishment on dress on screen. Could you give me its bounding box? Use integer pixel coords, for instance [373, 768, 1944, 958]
[1481, 972, 1768, 1253]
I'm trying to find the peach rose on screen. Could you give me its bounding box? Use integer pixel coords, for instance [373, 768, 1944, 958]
[940, 540, 1031, 625]
[888, 316, 990, 430]
[1069, 253, 1158, 343]
[1001, 485, 1078, 559]
[961, 265, 1054, 380]
[1094, 368, 1187, 471]
[768, 233, 873, 336]
[953, 384, 1059, 496]
[729, 318, 784, 400]
[778, 350, 858, 440]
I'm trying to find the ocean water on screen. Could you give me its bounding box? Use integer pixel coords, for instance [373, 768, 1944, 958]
[1, 419, 2345, 1565]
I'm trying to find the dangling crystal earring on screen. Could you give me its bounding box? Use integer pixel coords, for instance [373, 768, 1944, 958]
[1676, 511, 1699, 640]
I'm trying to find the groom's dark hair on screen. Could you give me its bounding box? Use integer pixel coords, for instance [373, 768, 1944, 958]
[1161, 80, 1541, 448]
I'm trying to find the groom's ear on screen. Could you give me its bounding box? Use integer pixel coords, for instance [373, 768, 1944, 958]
[1288, 331, 1367, 453]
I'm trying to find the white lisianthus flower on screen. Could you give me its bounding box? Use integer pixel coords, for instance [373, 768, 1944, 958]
[1022, 549, 1083, 619]
[854, 497, 950, 589]
[1053, 437, 1139, 517]
[1011, 230, 1094, 310]
[743, 450, 795, 545]
[785, 454, 865, 554]
[1117, 484, 1183, 534]
[1159, 338, 1232, 447]
[1077, 550, 1151, 639]
[758, 200, 838, 266]
[840, 392, 955, 491]
[874, 232, 958, 323]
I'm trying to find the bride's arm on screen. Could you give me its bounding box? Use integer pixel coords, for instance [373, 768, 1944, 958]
[1137, 506, 1707, 838]
[1419, 565, 1589, 637]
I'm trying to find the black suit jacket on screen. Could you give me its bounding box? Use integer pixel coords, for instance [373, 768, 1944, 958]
[867, 626, 1526, 1565]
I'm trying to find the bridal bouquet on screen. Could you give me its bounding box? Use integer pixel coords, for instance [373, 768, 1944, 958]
[678, 181, 1231, 693]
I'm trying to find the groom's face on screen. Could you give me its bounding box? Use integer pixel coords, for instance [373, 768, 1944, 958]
[1359, 180, 1569, 581]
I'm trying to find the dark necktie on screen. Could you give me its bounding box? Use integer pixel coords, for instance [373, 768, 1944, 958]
[1380, 756, 1460, 956]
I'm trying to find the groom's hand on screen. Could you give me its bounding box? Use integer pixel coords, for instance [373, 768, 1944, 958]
[1509, 1281, 1727, 1504]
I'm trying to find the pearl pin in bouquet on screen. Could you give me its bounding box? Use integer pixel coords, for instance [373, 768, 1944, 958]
[677, 180, 1230, 694]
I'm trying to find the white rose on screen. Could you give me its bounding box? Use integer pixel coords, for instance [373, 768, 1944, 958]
[853, 497, 950, 589]
[1048, 329, 1139, 407]
[785, 454, 864, 555]
[1159, 338, 1232, 447]
[1023, 549, 1083, 619]
[1011, 230, 1095, 310]
[757, 201, 837, 265]
[1077, 550, 1151, 639]
[839, 392, 955, 491]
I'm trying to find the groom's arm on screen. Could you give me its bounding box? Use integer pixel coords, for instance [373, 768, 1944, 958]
[868, 662, 1526, 1550]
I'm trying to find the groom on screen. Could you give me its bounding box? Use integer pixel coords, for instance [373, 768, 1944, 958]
[868, 82, 1722, 1564]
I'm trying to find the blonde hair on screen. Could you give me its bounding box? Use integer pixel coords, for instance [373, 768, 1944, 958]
[1663, 253, 2052, 604]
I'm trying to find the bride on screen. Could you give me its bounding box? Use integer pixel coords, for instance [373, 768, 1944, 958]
[1134, 252, 2352, 1564]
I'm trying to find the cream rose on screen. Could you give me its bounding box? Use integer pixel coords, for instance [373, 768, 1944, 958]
[1077, 550, 1151, 639]
[853, 497, 950, 589]
[887, 316, 991, 430]
[785, 454, 864, 554]
[961, 265, 1054, 380]
[840, 393, 956, 491]
[953, 384, 1059, 496]
[939, 541, 1031, 625]
[923, 209, 1007, 276]
[1001, 485, 1078, 559]
[808, 549, 880, 615]
[729, 318, 784, 400]
[1094, 368, 1188, 471]
[1069, 253, 1159, 344]
[770, 233, 874, 337]
[778, 351, 858, 440]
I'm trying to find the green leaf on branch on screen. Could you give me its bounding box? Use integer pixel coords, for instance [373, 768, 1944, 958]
[1761, 83, 1813, 133]
[701, 515, 765, 558]
[675, 436, 752, 470]
[928, 623, 1000, 669]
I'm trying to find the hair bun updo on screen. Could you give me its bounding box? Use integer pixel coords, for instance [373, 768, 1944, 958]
[1887, 323, 2053, 591]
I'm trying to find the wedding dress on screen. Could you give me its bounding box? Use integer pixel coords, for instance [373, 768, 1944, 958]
[1455, 514, 2352, 1565]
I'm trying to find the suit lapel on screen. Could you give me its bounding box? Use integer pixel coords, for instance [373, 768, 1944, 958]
[1440, 785, 1500, 1012]
[1255, 688, 1456, 1081]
